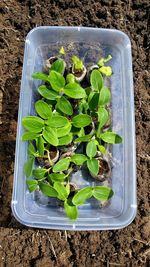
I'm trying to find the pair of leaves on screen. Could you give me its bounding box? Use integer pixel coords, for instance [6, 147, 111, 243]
[27, 180, 68, 200]
[88, 86, 111, 112]
[97, 55, 112, 67]
[26, 180, 67, 200]
[48, 71, 86, 99]
[72, 186, 113, 206]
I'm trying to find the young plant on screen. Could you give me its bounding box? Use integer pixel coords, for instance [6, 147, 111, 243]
[71, 55, 87, 82]
[97, 54, 113, 77]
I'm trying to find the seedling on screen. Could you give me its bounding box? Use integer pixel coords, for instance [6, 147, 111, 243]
[71, 55, 87, 82]
[97, 54, 113, 76]
[22, 48, 122, 220]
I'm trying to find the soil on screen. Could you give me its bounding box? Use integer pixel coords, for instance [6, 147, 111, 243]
[0, 0, 150, 267]
[98, 159, 109, 176]
[73, 69, 83, 77]
[37, 148, 58, 167]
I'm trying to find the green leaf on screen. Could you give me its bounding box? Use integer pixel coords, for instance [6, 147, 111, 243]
[56, 96, 73, 115]
[24, 158, 34, 177]
[64, 83, 86, 99]
[53, 158, 70, 172]
[72, 187, 93, 206]
[98, 145, 106, 154]
[22, 116, 44, 133]
[90, 70, 103, 91]
[71, 154, 87, 165]
[58, 133, 73, 146]
[32, 72, 48, 81]
[93, 186, 114, 201]
[75, 134, 93, 143]
[38, 182, 58, 197]
[98, 107, 109, 128]
[47, 115, 69, 128]
[72, 114, 91, 128]
[32, 168, 47, 179]
[86, 141, 97, 159]
[88, 92, 99, 110]
[99, 66, 112, 77]
[53, 182, 69, 200]
[87, 158, 99, 176]
[100, 132, 122, 144]
[99, 86, 111, 106]
[35, 100, 52, 119]
[56, 122, 71, 137]
[26, 180, 38, 193]
[48, 70, 65, 92]
[64, 199, 78, 220]
[38, 85, 59, 100]
[43, 127, 58, 146]
[50, 59, 65, 74]
[37, 136, 44, 156]
[21, 132, 40, 141]
[48, 173, 66, 182]
[28, 142, 36, 157]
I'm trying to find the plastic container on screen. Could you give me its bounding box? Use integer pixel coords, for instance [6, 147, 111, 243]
[12, 26, 136, 230]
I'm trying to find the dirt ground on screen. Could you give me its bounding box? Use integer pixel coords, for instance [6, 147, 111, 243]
[0, 0, 150, 266]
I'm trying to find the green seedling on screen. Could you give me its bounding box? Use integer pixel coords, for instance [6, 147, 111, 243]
[59, 46, 65, 56]
[97, 55, 113, 77]
[22, 50, 122, 220]
[72, 55, 84, 71]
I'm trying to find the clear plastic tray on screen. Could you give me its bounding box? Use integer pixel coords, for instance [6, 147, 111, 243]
[12, 26, 136, 230]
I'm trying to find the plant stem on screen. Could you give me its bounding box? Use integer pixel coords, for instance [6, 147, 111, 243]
[97, 123, 101, 139]
[47, 150, 53, 166]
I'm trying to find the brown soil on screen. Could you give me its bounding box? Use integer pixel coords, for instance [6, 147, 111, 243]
[0, 0, 150, 266]
[37, 148, 58, 167]
[73, 69, 83, 77]
[98, 159, 109, 175]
